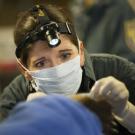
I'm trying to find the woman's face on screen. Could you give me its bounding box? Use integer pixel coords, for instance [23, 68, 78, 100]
[26, 35, 84, 71]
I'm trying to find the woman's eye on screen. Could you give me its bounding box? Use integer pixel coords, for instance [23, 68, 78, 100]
[35, 61, 46, 68]
[60, 52, 71, 61]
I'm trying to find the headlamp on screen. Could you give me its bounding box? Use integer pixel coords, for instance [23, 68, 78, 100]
[46, 30, 60, 47]
[40, 22, 61, 47]
[15, 5, 75, 58]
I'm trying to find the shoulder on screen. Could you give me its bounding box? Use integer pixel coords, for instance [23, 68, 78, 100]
[2, 74, 29, 98]
[8, 74, 28, 88]
[89, 53, 135, 78]
[89, 53, 131, 64]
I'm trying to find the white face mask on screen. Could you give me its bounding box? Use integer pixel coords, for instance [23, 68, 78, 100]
[27, 55, 82, 96]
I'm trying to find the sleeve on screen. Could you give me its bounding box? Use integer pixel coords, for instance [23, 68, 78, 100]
[0, 75, 29, 121]
[114, 101, 135, 133]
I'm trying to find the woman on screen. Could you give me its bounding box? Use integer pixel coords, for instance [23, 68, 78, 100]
[0, 4, 135, 134]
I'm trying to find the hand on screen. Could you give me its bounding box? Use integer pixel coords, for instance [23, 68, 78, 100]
[27, 92, 47, 101]
[89, 76, 129, 117]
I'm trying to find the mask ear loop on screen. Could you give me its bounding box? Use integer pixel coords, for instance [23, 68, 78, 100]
[16, 58, 29, 72]
[16, 58, 39, 91]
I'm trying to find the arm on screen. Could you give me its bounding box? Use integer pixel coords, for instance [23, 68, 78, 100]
[89, 76, 135, 133]
[91, 54, 135, 103]
[0, 75, 29, 121]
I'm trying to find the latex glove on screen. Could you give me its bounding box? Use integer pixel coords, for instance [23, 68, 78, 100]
[27, 92, 47, 101]
[90, 76, 129, 117]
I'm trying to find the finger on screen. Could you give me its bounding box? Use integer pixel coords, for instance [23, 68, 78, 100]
[115, 88, 129, 101]
[98, 81, 114, 97]
[90, 81, 103, 99]
[105, 88, 128, 107]
[98, 78, 125, 97]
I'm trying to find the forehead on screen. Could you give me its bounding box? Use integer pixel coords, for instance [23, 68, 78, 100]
[28, 35, 78, 57]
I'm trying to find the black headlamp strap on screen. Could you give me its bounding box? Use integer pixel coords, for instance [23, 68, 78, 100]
[59, 22, 71, 34]
[15, 22, 75, 58]
[15, 4, 77, 58]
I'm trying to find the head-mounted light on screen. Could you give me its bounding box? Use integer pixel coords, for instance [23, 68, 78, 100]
[40, 22, 61, 47]
[15, 5, 75, 58]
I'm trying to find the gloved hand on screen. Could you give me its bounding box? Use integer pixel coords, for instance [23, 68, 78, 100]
[27, 92, 47, 101]
[89, 76, 129, 117]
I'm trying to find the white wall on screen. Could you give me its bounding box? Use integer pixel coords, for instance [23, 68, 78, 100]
[0, 26, 16, 63]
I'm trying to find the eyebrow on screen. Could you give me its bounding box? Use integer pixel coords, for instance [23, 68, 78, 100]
[33, 57, 46, 64]
[59, 49, 73, 53]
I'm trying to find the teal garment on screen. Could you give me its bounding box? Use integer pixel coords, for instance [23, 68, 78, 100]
[0, 95, 103, 135]
[75, 0, 135, 62]
[0, 53, 135, 134]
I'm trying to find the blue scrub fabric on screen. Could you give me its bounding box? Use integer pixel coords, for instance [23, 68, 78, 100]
[0, 95, 103, 135]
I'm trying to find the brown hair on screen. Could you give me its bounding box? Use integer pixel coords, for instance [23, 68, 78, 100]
[81, 97, 113, 135]
[74, 96, 113, 135]
[14, 4, 78, 66]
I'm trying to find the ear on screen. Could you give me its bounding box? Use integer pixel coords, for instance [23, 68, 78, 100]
[79, 41, 85, 66]
[17, 59, 32, 81]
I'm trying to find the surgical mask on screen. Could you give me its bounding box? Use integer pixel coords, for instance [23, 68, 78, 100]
[27, 55, 82, 96]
